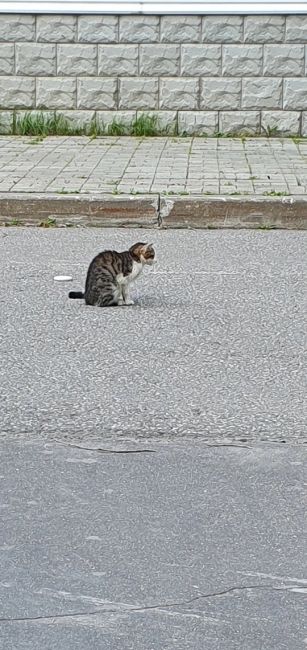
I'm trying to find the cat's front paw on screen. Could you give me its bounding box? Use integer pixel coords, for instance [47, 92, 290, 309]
[125, 299, 135, 306]
[117, 298, 124, 306]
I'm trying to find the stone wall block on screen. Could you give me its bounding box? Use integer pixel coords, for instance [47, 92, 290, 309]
[119, 78, 159, 110]
[222, 45, 263, 76]
[0, 111, 13, 133]
[98, 45, 138, 76]
[60, 110, 95, 128]
[37, 15, 76, 42]
[263, 45, 304, 77]
[244, 16, 285, 43]
[178, 111, 218, 135]
[242, 78, 282, 109]
[285, 16, 307, 43]
[0, 77, 35, 109]
[261, 111, 300, 135]
[301, 112, 307, 136]
[202, 16, 243, 43]
[0, 44, 14, 75]
[16, 43, 56, 76]
[78, 15, 118, 43]
[139, 45, 180, 76]
[161, 16, 201, 43]
[36, 77, 76, 109]
[283, 78, 307, 110]
[119, 16, 159, 43]
[0, 14, 35, 42]
[159, 78, 199, 110]
[219, 111, 261, 134]
[181, 45, 221, 76]
[77, 77, 117, 110]
[96, 110, 136, 130]
[57, 44, 97, 76]
[201, 77, 241, 109]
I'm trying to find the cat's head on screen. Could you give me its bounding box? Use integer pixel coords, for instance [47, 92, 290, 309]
[129, 242, 156, 266]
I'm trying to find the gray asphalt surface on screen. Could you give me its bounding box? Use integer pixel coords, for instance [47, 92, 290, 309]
[0, 228, 306, 649]
[1, 441, 306, 650]
[0, 228, 306, 443]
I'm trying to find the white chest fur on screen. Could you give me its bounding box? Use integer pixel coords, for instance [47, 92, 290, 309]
[129, 260, 143, 282]
[117, 261, 143, 286]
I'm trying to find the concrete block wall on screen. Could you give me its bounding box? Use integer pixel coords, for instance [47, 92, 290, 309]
[0, 13, 307, 135]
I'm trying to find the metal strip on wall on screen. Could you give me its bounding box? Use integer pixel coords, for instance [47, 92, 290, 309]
[0, 1, 306, 14]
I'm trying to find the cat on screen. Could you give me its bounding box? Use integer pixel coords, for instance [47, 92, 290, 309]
[69, 242, 155, 307]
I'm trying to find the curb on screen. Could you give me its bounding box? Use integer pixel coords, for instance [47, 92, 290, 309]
[0, 192, 307, 229]
[0, 193, 159, 228]
[159, 195, 307, 229]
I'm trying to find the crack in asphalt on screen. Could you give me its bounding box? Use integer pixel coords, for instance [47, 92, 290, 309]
[0, 584, 299, 624]
[60, 442, 156, 454]
[55, 442, 252, 454]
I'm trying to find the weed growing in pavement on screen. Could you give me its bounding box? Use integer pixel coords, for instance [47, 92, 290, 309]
[39, 217, 57, 228]
[258, 224, 277, 230]
[262, 125, 279, 137]
[4, 219, 21, 226]
[292, 136, 307, 144]
[56, 189, 80, 194]
[264, 190, 289, 196]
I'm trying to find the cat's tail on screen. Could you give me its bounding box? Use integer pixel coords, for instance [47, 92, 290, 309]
[68, 291, 84, 299]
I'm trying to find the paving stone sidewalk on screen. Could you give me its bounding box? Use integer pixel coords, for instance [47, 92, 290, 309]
[1, 135, 307, 196]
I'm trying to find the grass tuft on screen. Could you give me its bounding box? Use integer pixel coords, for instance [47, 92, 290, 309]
[106, 120, 129, 136]
[131, 114, 160, 137]
[5, 219, 21, 226]
[13, 111, 100, 137]
[15, 112, 73, 136]
[264, 190, 289, 197]
[6, 111, 305, 141]
[39, 217, 57, 228]
[292, 136, 307, 144]
[262, 125, 279, 137]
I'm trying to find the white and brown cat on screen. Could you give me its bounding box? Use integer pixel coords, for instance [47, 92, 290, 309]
[69, 242, 156, 307]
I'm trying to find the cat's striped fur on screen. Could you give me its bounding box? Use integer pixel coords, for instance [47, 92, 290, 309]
[69, 242, 155, 307]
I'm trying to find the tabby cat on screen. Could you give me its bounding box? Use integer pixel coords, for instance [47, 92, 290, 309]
[69, 242, 155, 307]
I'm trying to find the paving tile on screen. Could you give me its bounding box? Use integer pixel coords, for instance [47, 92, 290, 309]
[0, 136, 306, 195]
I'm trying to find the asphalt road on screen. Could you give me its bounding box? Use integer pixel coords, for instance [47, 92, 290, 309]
[0, 228, 306, 649]
[1, 441, 306, 650]
[0, 228, 306, 444]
